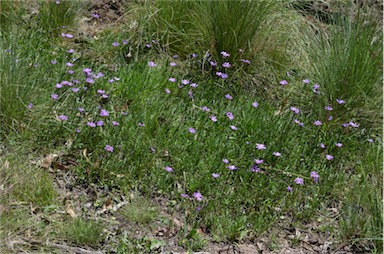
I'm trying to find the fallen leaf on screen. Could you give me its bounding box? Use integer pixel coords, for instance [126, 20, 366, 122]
[39, 154, 59, 169]
[66, 205, 77, 218]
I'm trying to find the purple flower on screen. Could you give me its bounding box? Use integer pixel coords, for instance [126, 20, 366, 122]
[303, 79, 310, 84]
[294, 177, 304, 185]
[273, 152, 281, 157]
[256, 143, 266, 150]
[368, 139, 374, 143]
[201, 106, 210, 112]
[190, 83, 198, 88]
[168, 77, 176, 82]
[251, 165, 260, 172]
[181, 79, 190, 85]
[92, 13, 100, 18]
[170, 62, 177, 66]
[165, 88, 171, 94]
[138, 122, 145, 127]
[51, 60, 57, 65]
[112, 42, 120, 47]
[328, 116, 333, 121]
[325, 105, 333, 111]
[97, 90, 105, 94]
[220, 73, 228, 79]
[216, 71, 222, 77]
[326, 154, 334, 161]
[51, 94, 59, 100]
[227, 165, 237, 170]
[193, 192, 203, 201]
[336, 99, 345, 104]
[100, 109, 109, 117]
[252, 102, 259, 108]
[78, 107, 85, 113]
[254, 159, 264, 164]
[67, 49, 74, 53]
[114, 77, 120, 81]
[222, 158, 229, 164]
[71, 88, 79, 93]
[75, 129, 81, 133]
[172, 55, 179, 59]
[320, 143, 326, 149]
[73, 80, 81, 84]
[349, 121, 359, 128]
[225, 94, 233, 100]
[222, 62, 231, 68]
[55, 83, 63, 89]
[180, 194, 189, 198]
[96, 120, 104, 126]
[68, 70, 74, 75]
[145, 43, 151, 48]
[212, 173, 220, 178]
[241, 59, 251, 64]
[165, 166, 173, 172]
[226, 112, 234, 120]
[105, 145, 114, 152]
[112, 121, 119, 126]
[210, 61, 217, 67]
[102, 94, 108, 99]
[148, 61, 156, 67]
[83, 68, 92, 74]
[313, 84, 320, 90]
[59, 115, 68, 121]
[191, 53, 197, 58]
[230, 125, 238, 131]
[342, 123, 350, 128]
[279, 80, 288, 86]
[87, 122, 96, 127]
[188, 127, 196, 134]
[290, 107, 300, 114]
[221, 51, 230, 58]
[314, 120, 322, 126]
[335, 143, 342, 148]
[310, 171, 320, 183]
[122, 39, 128, 45]
[287, 186, 293, 192]
[108, 79, 115, 83]
[209, 115, 217, 122]
[28, 103, 33, 109]
[85, 77, 94, 84]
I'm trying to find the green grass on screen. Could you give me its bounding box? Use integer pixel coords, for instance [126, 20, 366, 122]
[0, 1, 382, 252]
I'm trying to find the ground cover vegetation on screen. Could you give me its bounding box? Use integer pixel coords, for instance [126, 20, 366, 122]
[0, 0, 382, 253]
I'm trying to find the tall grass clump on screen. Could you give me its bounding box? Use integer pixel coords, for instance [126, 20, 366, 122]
[304, 9, 382, 126]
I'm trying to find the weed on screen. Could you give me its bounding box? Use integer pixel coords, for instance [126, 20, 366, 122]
[63, 218, 103, 247]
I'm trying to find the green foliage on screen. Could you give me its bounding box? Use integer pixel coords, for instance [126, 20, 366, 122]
[64, 218, 103, 247]
[120, 195, 159, 224]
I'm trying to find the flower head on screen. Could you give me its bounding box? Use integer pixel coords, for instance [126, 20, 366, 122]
[287, 186, 293, 192]
[226, 112, 234, 120]
[148, 61, 156, 67]
[165, 166, 173, 172]
[59, 115, 68, 121]
[96, 120, 104, 126]
[51, 94, 59, 100]
[100, 109, 109, 117]
[336, 99, 345, 104]
[170, 62, 177, 67]
[168, 77, 176, 82]
[188, 127, 196, 134]
[87, 122, 96, 127]
[209, 115, 217, 122]
[303, 79, 310, 84]
[335, 143, 342, 148]
[222, 158, 229, 164]
[290, 106, 300, 114]
[254, 159, 264, 164]
[105, 145, 114, 152]
[212, 173, 220, 178]
[279, 80, 288, 86]
[294, 177, 304, 185]
[193, 191, 203, 201]
[201, 106, 210, 112]
[256, 143, 266, 150]
[326, 154, 334, 161]
[221, 51, 230, 58]
[112, 42, 120, 47]
[325, 105, 333, 111]
[230, 125, 238, 131]
[314, 120, 322, 126]
[320, 143, 326, 149]
[252, 102, 259, 108]
[225, 94, 233, 100]
[273, 152, 281, 157]
[310, 171, 320, 183]
[222, 62, 231, 68]
[227, 165, 237, 170]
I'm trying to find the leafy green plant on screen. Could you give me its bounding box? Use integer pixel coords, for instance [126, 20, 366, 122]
[64, 218, 103, 247]
[120, 195, 159, 224]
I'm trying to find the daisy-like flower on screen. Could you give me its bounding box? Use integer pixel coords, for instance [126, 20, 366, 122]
[326, 154, 334, 161]
[252, 102, 259, 108]
[241, 59, 251, 64]
[349, 121, 359, 128]
[222, 62, 231, 68]
[96, 120, 104, 126]
[51, 60, 57, 64]
[201, 106, 210, 112]
[320, 143, 326, 149]
[165, 88, 171, 94]
[209, 115, 217, 122]
[368, 139, 374, 143]
[97, 90, 105, 94]
[220, 73, 228, 79]
[290, 106, 300, 114]
[190, 83, 198, 88]
[165, 166, 173, 172]
[256, 143, 266, 150]
[212, 173, 220, 178]
[59, 115, 68, 121]
[100, 109, 109, 117]
[303, 79, 310, 84]
[85, 77, 94, 84]
[287, 186, 293, 192]
[92, 13, 100, 18]
[251, 165, 260, 172]
[335, 143, 342, 148]
[170, 62, 177, 67]
[105, 145, 114, 152]
[180, 194, 189, 198]
[279, 80, 288, 86]
[328, 116, 333, 121]
[71, 88, 79, 93]
[148, 61, 156, 67]
[168, 77, 176, 82]
[325, 105, 333, 111]
[273, 152, 281, 157]
[55, 83, 63, 88]
[226, 112, 234, 120]
[87, 122, 96, 127]
[51, 94, 59, 100]
[181, 79, 190, 85]
[294, 177, 304, 185]
[210, 61, 217, 67]
[222, 158, 229, 164]
[336, 99, 345, 104]
[138, 122, 145, 127]
[112, 42, 120, 47]
[310, 171, 320, 183]
[67, 49, 74, 53]
[221, 51, 230, 58]
[78, 108, 85, 113]
[225, 94, 233, 100]
[112, 121, 120, 126]
[28, 103, 33, 109]
[230, 125, 238, 131]
[193, 192, 203, 201]
[227, 165, 237, 170]
[122, 39, 128, 45]
[188, 127, 196, 134]
[314, 120, 322, 126]
[254, 159, 264, 164]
